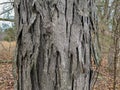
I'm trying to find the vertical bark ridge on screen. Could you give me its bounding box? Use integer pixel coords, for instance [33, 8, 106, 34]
[68, 1, 75, 54]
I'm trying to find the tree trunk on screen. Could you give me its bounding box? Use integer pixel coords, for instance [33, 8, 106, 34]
[14, 0, 98, 90]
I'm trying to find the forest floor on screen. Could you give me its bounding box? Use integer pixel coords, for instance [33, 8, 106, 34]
[0, 63, 14, 90]
[0, 41, 120, 90]
[93, 57, 120, 90]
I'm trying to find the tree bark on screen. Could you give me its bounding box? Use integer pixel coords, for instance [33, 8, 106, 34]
[14, 0, 98, 90]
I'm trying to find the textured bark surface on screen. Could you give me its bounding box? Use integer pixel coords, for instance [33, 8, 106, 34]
[14, 0, 98, 90]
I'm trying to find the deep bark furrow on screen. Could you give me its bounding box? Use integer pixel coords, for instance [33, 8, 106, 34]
[71, 75, 74, 90]
[69, 53, 73, 78]
[65, 0, 68, 36]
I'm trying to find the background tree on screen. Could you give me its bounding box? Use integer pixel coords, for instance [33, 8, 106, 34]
[14, 0, 100, 90]
[112, 0, 120, 89]
[96, 0, 120, 89]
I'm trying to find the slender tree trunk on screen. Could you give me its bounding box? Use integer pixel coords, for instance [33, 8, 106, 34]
[112, 1, 120, 90]
[14, 0, 98, 90]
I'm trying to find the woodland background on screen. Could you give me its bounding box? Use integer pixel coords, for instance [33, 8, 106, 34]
[0, 0, 120, 90]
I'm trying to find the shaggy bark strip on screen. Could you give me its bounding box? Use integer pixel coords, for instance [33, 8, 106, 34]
[14, 0, 99, 90]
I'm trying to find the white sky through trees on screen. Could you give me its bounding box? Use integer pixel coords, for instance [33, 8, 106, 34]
[0, 0, 9, 14]
[0, 0, 14, 30]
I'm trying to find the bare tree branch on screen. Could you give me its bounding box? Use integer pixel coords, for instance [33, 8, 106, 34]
[0, 7, 13, 15]
[0, 2, 14, 5]
[0, 18, 14, 22]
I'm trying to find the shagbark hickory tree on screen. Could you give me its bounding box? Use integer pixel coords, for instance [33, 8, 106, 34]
[14, 0, 100, 90]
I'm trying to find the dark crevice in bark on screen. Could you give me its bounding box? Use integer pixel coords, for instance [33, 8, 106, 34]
[89, 0, 91, 7]
[32, 45, 35, 56]
[70, 53, 73, 78]
[30, 65, 35, 90]
[17, 27, 23, 90]
[66, 21, 68, 37]
[47, 49, 49, 56]
[89, 69, 93, 90]
[17, 3, 21, 25]
[68, 24, 72, 51]
[47, 58, 51, 74]
[65, 0, 67, 17]
[17, 79, 19, 90]
[65, 0, 68, 36]
[32, 3, 37, 13]
[56, 51, 61, 87]
[21, 57, 23, 90]
[51, 44, 54, 55]
[82, 34, 85, 44]
[54, 51, 61, 90]
[81, 61, 85, 74]
[89, 16, 95, 31]
[89, 29, 92, 60]
[81, 16, 84, 27]
[21, 19, 24, 24]
[71, 75, 74, 90]
[94, 13, 96, 21]
[54, 65, 58, 90]
[77, 0, 79, 4]
[16, 54, 19, 90]
[17, 28, 22, 45]
[84, 48, 86, 64]
[47, 48, 51, 74]
[76, 47, 80, 69]
[16, 41, 22, 90]
[81, 35, 85, 59]
[89, 29, 92, 64]
[36, 47, 44, 90]
[87, 17, 89, 24]
[29, 24, 34, 42]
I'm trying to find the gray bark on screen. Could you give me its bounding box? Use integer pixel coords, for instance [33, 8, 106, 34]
[14, 0, 98, 90]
